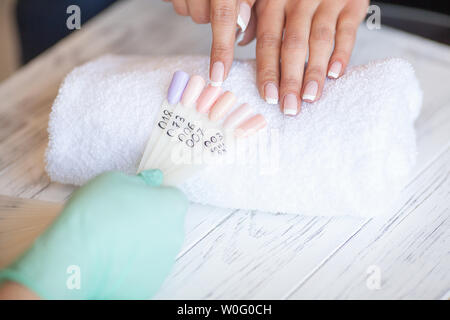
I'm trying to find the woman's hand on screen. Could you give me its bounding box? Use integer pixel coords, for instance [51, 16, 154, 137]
[166, 0, 257, 86]
[166, 0, 368, 115]
[251, 0, 368, 115]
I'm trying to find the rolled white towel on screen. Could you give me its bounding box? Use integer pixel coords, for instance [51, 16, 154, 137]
[46, 55, 422, 218]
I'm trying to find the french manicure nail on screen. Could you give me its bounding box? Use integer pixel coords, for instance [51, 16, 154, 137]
[235, 29, 245, 44]
[196, 85, 222, 113]
[265, 82, 279, 105]
[237, 3, 251, 32]
[181, 75, 205, 106]
[167, 70, 190, 105]
[210, 61, 224, 87]
[328, 61, 342, 79]
[235, 114, 267, 138]
[209, 91, 237, 121]
[223, 103, 253, 129]
[283, 94, 298, 116]
[302, 81, 318, 102]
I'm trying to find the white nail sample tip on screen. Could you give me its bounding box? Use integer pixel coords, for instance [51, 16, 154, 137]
[302, 94, 316, 101]
[265, 98, 278, 105]
[210, 81, 223, 87]
[328, 71, 339, 79]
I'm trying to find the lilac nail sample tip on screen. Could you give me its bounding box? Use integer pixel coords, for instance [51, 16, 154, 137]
[167, 70, 190, 105]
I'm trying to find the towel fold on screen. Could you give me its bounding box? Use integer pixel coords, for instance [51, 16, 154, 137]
[46, 55, 422, 217]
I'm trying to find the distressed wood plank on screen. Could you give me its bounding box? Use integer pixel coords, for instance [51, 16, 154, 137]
[289, 148, 449, 299]
[0, 196, 61, 268]
[155, 212, 365, 299]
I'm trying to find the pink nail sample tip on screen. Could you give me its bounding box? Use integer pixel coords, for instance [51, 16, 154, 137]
[235, 114, 267, 138]
[196, 85, 222, 113]
[209, 91, 237, 121]
[181, 75, 205, 106]
[223, 103, 253, 129]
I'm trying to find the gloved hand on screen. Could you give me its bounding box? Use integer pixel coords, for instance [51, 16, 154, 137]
[0, 170, 188, 299]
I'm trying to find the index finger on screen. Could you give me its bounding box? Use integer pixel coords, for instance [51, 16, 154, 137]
[209, 0, 239, 86]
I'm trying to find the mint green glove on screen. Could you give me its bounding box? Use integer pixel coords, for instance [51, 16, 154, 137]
[0, 170, 188, 299]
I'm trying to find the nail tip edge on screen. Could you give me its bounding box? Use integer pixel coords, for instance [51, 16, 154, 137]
[265, 98, 279, 105]
[302, 94, 316, 102]
[283, 109, 297, 116]
[327, 71, 339, 79]
[237, 16, 248, 32]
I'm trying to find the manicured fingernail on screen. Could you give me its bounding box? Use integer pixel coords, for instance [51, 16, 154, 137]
[302, 81, 318, 101]
[167, 70, 190, 105]
[283, 94, 298, 116]
[210, 61, 224, 87]
[236, 29, 245, 44]
[265, 83, 279, 105]
[209, 91, 237, 121]
[223, 103, 253, 129]
[237, 3, 251, 32]
[196, 85, 222, 113]
[235, 114, 267, 138]
[181, 75, 205, 106]
[328, 61, 342, 79]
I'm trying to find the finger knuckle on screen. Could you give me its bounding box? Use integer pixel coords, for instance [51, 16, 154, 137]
[212, 42, 233, 57]
[332, 48, 351, 60]
[257, 32, 281, 49]
[311, 24, 334, 42]
[211, 4, 235, 25]
[338, 22, 357, 38]
[282, 32, 307, 50]
[192, 14, 210, 24]
[281, 77, 300, 89]
[259, 68, 278, 82]
[174, 7, 188, 16]
[305, 65, 324, 78]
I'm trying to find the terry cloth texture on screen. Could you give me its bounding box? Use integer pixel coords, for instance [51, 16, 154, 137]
[46, 55, 422, 217]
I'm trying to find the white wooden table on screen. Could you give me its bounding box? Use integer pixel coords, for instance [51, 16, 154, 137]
[0, 0, 448, 299]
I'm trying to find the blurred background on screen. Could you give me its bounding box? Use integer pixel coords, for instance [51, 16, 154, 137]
[0, 0, 449, 82]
